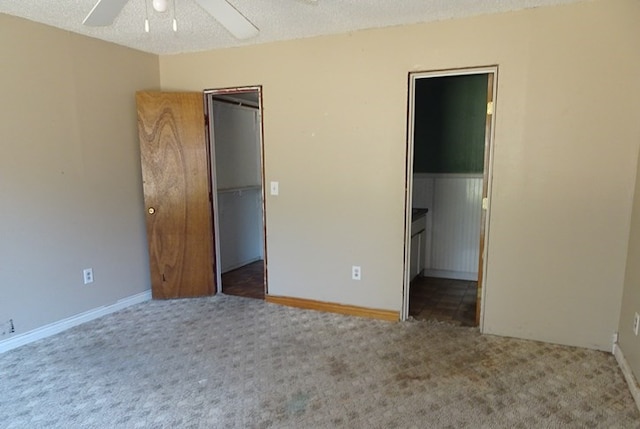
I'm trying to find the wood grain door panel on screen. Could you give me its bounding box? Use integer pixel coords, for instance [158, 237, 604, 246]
[136, 91, 215, 299]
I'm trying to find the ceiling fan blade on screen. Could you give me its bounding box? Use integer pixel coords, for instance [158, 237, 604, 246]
[83, 0, 130, 26]
[193, 0, 259, 40]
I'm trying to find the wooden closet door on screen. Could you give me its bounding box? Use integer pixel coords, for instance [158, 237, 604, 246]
[136, 91, 215, 299]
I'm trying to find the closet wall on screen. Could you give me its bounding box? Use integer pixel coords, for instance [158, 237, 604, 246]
[211, 100, 264, 273]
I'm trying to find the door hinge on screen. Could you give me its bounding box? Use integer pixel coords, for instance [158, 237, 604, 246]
[487, 101, 494, 115]
[482, 197, 488, 210]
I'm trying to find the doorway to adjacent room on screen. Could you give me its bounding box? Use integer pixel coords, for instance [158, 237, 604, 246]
[402, 67, 497, 328]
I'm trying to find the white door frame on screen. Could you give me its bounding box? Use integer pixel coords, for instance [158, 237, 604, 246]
[204, 86, 268, 295]
[401, 66, 498, 331]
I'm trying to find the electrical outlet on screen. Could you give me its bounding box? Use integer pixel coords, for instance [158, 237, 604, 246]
[83, 268, 94, 285]
[0, 319, 15, 336]
[352, 266, 361, 281]
[634, 313, 640, 336]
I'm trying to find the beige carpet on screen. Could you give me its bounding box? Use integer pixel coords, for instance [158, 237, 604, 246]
[0, 295, 638, 428]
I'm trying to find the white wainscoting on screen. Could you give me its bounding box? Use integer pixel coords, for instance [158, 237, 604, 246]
[413, 173, 482, 280]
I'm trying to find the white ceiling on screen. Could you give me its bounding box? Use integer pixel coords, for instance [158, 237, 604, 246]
[0, 0, 583, 55]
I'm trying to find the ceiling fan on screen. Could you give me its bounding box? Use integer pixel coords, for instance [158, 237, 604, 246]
[83, 0, 260, 39]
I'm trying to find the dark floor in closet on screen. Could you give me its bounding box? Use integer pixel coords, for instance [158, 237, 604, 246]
[221, 260, 265, 300]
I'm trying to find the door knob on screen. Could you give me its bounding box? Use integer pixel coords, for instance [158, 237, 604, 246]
[148, 207, 156, 214]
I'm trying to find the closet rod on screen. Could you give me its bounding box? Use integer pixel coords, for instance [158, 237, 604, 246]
[212, 96, 259, 110]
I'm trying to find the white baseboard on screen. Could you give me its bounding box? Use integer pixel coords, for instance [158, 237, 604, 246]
[613, 342, 640, 413]
[0, 290, 152, 354]
[422, 269, 478, 281]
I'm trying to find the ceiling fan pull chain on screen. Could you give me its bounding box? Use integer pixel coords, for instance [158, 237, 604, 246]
[144, 0, 150, 32]
[172, 0, 178, 32]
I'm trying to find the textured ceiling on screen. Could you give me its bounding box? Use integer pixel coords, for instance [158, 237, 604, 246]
[0, 0, 584, 55]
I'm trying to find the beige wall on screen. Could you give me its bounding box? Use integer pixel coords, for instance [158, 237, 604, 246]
[0, 15, 159, 334]
[619, 149, 640, 376]
[161, 0, 640, 351]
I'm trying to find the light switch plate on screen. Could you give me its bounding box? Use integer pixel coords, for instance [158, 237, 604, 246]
[270, 181, 279, 196]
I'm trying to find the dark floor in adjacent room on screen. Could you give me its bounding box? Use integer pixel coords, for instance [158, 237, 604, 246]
[221, 260, 265, 300]
[409, 276, 477, 326]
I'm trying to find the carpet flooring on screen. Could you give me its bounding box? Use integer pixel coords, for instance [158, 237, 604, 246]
[0, 295, 638, 428]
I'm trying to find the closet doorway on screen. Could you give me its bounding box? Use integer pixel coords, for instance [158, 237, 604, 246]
[206, 87, 267, 299]
[402, 67, 497, 329]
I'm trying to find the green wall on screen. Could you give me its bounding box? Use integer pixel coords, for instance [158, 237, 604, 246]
[413, 74, 488, 173]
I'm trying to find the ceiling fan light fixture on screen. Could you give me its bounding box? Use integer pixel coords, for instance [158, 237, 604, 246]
[152, 0, 169, 12]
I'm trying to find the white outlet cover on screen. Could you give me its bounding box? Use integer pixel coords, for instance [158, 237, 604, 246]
[83, 268, 94, 285]
[352, 266, 361, 280]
